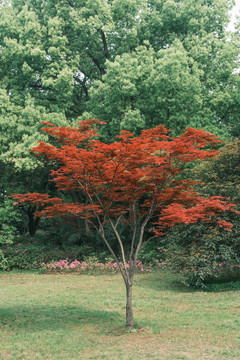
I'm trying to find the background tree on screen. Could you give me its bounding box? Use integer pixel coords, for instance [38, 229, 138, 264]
[0, 89, 68, 235]
[194, 139, 240, 203]
[1, 0, 239, 237]
[85, 41, 204, 138]
[82, 0, 240, 138]
[12, 120, 238, 327]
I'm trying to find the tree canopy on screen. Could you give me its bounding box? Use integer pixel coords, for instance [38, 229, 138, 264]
[12, 119, 239, 326]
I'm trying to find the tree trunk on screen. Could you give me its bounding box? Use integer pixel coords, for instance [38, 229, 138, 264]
[125, 281, 134, 328]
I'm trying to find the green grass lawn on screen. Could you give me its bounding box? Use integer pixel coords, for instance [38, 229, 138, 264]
[0, 271, 239, 360]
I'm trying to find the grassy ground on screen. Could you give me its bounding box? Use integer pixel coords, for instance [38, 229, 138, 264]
[0, 271, 240, 360]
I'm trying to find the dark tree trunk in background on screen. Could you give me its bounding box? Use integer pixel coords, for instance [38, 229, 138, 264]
[27, 207, 40, 236]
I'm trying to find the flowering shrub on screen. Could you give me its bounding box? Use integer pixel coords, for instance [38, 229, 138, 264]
[40, 257, 167, 274]
[168, 240, 240, 288]
[166, 222, 240, 287]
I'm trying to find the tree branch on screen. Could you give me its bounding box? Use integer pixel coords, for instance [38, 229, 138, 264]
[129, 201, 137, 264]
[97, 29, 110, 60]
[108, 217, 129, 278]
[133, 198, 156, 272]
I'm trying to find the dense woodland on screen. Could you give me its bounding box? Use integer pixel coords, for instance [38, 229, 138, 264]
[0, 0, 240, 287]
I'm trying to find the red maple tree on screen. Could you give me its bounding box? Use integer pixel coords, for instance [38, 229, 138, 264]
[12, 120, 238, 327]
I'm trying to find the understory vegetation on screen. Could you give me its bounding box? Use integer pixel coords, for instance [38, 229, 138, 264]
[1, 233, 239, 289]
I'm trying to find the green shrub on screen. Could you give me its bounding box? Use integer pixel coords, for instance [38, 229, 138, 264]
[1, 240, 46, 270]
[0, 225, 15, 245]
[0, 250, 8, 270]
[0, 198, 22, 245]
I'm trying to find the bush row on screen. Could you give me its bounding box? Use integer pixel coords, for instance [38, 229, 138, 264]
[1, 235, 239, 288]
[0, 237, 168, 272]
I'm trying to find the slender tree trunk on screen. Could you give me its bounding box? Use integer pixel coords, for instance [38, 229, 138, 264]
[85, 218, 90, 237]
[125, 280, 134, 328]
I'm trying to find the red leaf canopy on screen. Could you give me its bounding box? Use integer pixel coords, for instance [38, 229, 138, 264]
[12, 120, 238, 233]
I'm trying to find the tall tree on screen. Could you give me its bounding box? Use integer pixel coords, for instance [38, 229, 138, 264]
[1, 0, 239, 233]
[84, 0, 240, 138]
[85, 41, 204, 138]
[12, 120, 238, 327]
[1, 0, 239, 134]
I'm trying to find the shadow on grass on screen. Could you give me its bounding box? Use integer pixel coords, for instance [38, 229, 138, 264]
[0, 304, 122, 332]
[136, 271, 240, 294]
[135, 271, 196, 293]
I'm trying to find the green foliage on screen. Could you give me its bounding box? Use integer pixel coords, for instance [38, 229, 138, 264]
[194, 139, 240, 203]
[44, 245, 96, 263]
[84, 41, 204, 137]
[167, 140, 240, 287]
